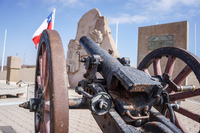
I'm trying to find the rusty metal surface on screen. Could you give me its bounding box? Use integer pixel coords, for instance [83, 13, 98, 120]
[92, 108, 140, 133]
[109, 88, 152, 117]
[149, 111, 182, 133]
[35, 29, 69, 133]
[141, 122, 174, 133]
[69, 98, 89, 109]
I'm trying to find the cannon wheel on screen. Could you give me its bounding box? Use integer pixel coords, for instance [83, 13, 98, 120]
[138, 47, 200, 133]
[35, 29, 69, 133]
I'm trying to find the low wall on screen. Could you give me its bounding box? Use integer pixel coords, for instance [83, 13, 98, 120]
[0, 71, 6, 80]
[0, 66, 198, 87]
[0, 67, 35, 83]
[19, 67, 35, 83]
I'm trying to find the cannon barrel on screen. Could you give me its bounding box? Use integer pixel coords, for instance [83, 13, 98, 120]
[79, 36, 160, 93]
[79, 36, 123, 80]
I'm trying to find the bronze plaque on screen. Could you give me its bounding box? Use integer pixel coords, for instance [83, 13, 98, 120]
[148, 35, 174, 49]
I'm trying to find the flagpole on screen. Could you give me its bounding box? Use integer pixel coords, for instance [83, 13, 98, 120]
[194, 23, 196, 55]
[52, 8, 56, 29]
[1, 29, 7, 71]
[116, 21, 118, 49]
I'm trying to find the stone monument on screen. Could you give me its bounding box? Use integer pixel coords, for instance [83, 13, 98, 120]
[66, 8, 119, 87]
[137, 21, 189, 84]
[6, 56, 22, 84]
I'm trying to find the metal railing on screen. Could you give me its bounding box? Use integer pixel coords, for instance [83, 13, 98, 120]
[0, 80, 35, 106]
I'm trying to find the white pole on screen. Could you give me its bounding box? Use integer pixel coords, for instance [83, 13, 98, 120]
[1, 29, 7, 71]
[194, 23, 196, 55]
[116, 21, 118, 49]
[52, 8, 56, 30]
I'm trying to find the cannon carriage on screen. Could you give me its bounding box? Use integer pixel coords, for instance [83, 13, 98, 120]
[20, 29, 200, 133]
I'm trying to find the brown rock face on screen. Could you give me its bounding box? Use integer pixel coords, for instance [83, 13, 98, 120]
[66, 8, 119, 87]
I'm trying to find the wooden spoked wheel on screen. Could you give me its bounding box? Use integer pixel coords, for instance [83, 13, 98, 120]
[138, 47, 200, 133]
[35, 30, 69, 133]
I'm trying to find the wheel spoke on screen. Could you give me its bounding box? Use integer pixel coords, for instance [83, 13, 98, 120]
[169, 88, 200, 101]
[44, 65, 50, 100]
[44, 101, 50, 112]
[37, 76, 42, 88]
[175, 107, 200, 123]
[39, 56, 43, 80]
[166, 110, 189, 132]
[164, 56, 176, 77]
[142, 68, 151, 76]
[173, 65, 192, 86]
[36, 121, 41, 132]
[40, 123, 45, 133]
[44, 110, 50, 133]
[153, 57, 162, 76]
[174, 113, 189, 133]
[42, 44, 47, 87]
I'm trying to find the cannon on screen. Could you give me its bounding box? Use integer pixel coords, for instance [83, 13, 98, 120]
[19, 29, 200, 133]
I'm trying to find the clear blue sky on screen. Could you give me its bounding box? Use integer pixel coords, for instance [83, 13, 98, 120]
[0, 0, 200, 67]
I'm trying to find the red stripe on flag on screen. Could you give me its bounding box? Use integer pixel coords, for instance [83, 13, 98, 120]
[47, 22, 52, 29]
[32, 33, 42, 49]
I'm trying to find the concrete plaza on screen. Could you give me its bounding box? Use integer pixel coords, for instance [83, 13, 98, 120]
[0, 81, 199, 133]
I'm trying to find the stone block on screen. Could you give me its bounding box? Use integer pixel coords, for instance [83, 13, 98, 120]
[137, 21, 189, 85]
[6, 56, 22, 84]
[7, 56, 22, 69]
[6, 68, 20, 83]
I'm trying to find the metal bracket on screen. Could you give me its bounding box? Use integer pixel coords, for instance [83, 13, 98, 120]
[117, 57, 130, 66]
[163, 73, 195, 92]
[75, 81, 112, 115]
[82, 55, 101, 82]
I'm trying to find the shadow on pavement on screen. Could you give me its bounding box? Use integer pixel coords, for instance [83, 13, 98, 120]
[0, 126, 16, 133]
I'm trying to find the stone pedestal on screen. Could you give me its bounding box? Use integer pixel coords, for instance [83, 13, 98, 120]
[6, 56, 22, 84]
[137, 21, 189, 85]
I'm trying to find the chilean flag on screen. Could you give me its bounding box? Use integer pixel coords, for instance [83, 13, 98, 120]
[32, 9, 56, 49]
